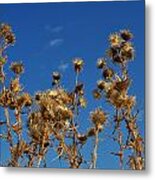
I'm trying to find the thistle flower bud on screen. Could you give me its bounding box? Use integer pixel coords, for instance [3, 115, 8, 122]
[0, 24, 15, 45]
[5, 32, 16, 45]
[10, 78, 21, 93]
[73, 58, 84, 73]
[103, 68, 114, 80]
[109, 33, 121, 47]
[97, 58, 106, 69]
[93, 89, 101, 99]
[0, 56, 6, 66]
[121, 42, 134, 60]
[0, 24, 11, 36]
[35, 92, 42, 101]
[90, 108, 107, 126]
[107, 47, 117, 59]
[78, 97, 87, 108]
[10, 62, 24, 75]
[113, 55, 123, 64]
[17, 93, 32, 107]
[97, 80, 105, 90]
[52, 71, 61, 81]
[0, 89, 12, 107]
[75, 83, 83, 94]
[120, 30, 133, 41]
[52, 71, 61, 85]
[87, 128, 96, 137]
[77, 134, 87, 142]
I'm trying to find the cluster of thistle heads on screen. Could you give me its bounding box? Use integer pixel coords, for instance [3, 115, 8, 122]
[0, 24, 144, 169]
[92, 30, 144, 170]
[0, 23, 15, 45]
[108, 30, 134, 64]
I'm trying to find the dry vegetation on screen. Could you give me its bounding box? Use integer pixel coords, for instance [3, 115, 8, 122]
[0, 23, 144, 169]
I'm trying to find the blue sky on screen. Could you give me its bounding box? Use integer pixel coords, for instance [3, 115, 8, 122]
[0, 1, 145, 169]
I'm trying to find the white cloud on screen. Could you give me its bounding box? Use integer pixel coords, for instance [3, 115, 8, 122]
[51, 26, 63, 33]
[49, 39, 63, 47]
[45, 25, 63, 33]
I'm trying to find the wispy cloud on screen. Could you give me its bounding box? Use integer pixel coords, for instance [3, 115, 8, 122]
[58, 62, 69, 72]
[49, 39, 64, 47]
[45, 25, 63, 33]
[51, 26, 63, 33]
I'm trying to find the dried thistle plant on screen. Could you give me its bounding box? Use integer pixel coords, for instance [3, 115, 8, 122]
[94, 29, 144, 170]
[0, 23, 144, 169]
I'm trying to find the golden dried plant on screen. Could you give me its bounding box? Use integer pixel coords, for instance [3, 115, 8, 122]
[0, 23, 144, 170]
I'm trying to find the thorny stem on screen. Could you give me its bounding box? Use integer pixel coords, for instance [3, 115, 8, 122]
[115, 109, 124, 169]
[1, 44, 14, 158]
[37, 146, 48, 168]
[118, 131, 124, 169]
[28, 155, 35, 167]
[36, 130, 48, 167]
[70, 71, 79, 168]
[27, 143, 37, 167]
[37, 155, 42, 168]
[1, 46, 14, 163]
[4, 107, 13, 148]
[73, 71, 79, 131]
[91, 128, 99, 169]
[14, 108, 22, 142]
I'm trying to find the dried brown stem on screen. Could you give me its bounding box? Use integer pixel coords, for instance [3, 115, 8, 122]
[4, 107, 13, 147]
[14, 108, 22, 142]
[91, 128, 99, 169]
[69, 72, 79, 168]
